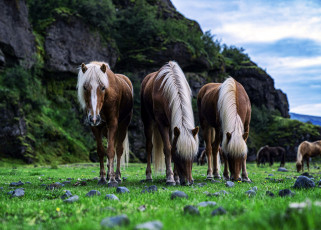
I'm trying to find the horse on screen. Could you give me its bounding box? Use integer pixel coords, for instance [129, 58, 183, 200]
[77, 61, 133, 187]
[256, 145, 286, 167]
[141, 61, 199, 185]
[296, 140, 321, 172]
[197, 77, 251, 181]
[197, 146, 224, 166]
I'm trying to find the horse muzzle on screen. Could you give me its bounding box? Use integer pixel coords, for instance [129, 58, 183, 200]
[88, 114, 102, 126]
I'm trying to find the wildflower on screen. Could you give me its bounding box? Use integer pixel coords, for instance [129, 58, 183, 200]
[56, 207, 60, 212]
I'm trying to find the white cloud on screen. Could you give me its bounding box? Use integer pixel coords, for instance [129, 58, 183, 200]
[291, 103, 321, 116]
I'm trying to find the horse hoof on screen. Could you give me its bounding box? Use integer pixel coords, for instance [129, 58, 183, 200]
[145, 178, 153, 182]
[214, 175, 221, 179]
[206, 176, 214, 180]
[108, 181, 118, 187]
[223, 176, 229, 181]
[166, 181, 176, 186]
[97, 179, 108, 185]
[116, 178, 122, 183]
[242, 177, 252, 183]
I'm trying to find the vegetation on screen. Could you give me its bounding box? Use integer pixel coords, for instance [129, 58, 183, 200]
[1, 163, 321, 229]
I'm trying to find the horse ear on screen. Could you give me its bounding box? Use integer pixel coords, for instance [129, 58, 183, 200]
[226, 132, 231, 142]
[242, 132, 248, 140]
[81, 63, 87, 73]
[174, 127, 180, 138]
[192, 126, 199, 137]
[100, 64, 107, 73]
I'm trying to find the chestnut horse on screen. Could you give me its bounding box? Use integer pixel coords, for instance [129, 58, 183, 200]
[198, 77, 251, 181]
[256, 145, 286, 167]
[296, 140, 321, 172]
[77, 61, 133, 187]
[141, 61, 199, 185]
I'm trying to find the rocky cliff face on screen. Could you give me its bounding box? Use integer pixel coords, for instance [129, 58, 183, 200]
[0, 0, 36, 68]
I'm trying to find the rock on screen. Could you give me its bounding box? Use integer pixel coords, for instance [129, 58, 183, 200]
[116, 187, 130, 194]
[245, 190, 256, 197]
[268, 174, 274, 177]
[142, 185, 157, 193]
[63, 195, 79, 203]
[138, 205, 146, 212]
[171, 191, 188, 200]
[226, 181, 234, 187]
[278, 167, 288, 172]
[45, 16, 117, 74]
[266, 191, 275, 197]
[100, 214, 130, 228]
[211, 207, 227, 216]
[198, 201, 217, 207]
[279, 189, 295, 197]
[252, 186, 258, 192]
[135, 220, 163, 230]
[105, 194, 119, 201]
[10, 188, 24, 198]
[62, 181, 71, 185]
[67, 178, 72, 180]
[301, 172, 312, 178]
[293, 176, 315, 189]
[183, 205, 200, 215]
[10, 181, 24, 187]
[46, 183, 64, 190]
[86, 190, 101, 197]
[0, 187, 3, 190]
[61, 190, 73, 200]
[196, 182, 207, 187]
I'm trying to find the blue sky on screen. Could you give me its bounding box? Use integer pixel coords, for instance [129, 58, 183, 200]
[171, 0, 321, 116]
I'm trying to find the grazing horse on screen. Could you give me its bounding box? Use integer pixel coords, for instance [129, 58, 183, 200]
[296, 140, 321, 172]
[141, 61, 199, 185]
[198, 77, 251, 181]
[77, 61, 133, 187]
[256, 145, 286, 167]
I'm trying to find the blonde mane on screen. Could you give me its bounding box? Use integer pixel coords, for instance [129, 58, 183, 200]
[76, 61, 110, 109]
[156, 61, 199, 159]
[218, 77, 247, 158]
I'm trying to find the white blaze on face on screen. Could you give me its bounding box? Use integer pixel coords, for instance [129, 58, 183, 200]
[90, 82, 99, 122]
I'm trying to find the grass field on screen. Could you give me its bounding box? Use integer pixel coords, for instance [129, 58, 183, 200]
[0, 162, 321, 230]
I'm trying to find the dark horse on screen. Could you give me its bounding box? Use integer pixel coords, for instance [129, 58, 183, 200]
[77, 61, 133, 187]
[141, 61, 199, 185]
[256, 146, 286, 167]
[198, 77, 251, 181]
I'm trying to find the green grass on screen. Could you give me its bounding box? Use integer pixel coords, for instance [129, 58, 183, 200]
[1, 162, 321, 230]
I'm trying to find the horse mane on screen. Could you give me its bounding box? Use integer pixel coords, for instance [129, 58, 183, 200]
[77, 61, 110, 109]
[156, 61, 199, 159]
[218, 77, 247, 158]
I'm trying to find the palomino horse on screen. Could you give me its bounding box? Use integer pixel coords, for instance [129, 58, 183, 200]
[256, 145, 286, 167]
[141, 61, 199, 185]
[77, 61, 133, 186]
[296, 140, 321, 172]
[198, 77, 251, 181]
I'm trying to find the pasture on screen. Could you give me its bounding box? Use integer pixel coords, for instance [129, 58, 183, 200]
[1, 163, 321, 230]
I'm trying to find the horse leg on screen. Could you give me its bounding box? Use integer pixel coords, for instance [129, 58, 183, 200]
[270, 155, 274, 166]
[307, 157, 310, 171]
[204, 126, 213, 179]
[106, 119, 118, 187]
[222, 152, 229, 180]
[241, 156, 250, 182]
[174, 163, 180, 184]
[92, 127, 107, 185]
[115, 121, 129, 183]
[144, 122, 153, 181]
[212, 130, 221, 179]
[158, 125, 175, 185]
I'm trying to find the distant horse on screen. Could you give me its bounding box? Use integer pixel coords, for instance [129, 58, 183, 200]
[77, 61, 133, 187]
[198, 77, 251, 181]
[256, 145, 286, 167]
[141, 61, 199, 185]
[296, 140, 321, 172]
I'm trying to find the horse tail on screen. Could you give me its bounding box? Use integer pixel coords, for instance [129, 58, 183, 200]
[296, 142, 304, 165]
[218, 77, 247, 158]
[256, 146, 264, 165]
[152, 123, 165, 173]
[119, 130, 130, 167]
[210, 128, 221, 172]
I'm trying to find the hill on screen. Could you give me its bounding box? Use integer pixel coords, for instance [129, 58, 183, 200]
[290, 113, 321, 126]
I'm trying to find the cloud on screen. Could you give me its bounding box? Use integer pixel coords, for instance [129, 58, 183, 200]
[291, 103, 321, 116]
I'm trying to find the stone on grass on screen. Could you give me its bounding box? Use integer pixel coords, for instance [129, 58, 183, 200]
[63, 195, 79, 203]
[62, 181, 71, 185]
[266, 191, 275, 197]
[61, 190, 73, 200]
[116, 187, 130, 193]
[138, 205, 146, 212]
[279, 189, 295, 197]
[10, 181, 24, 187]
[100, 214, 130, 228]
[171, 191, 188, 200]
[196, 182, 207, 187]
[183, 205, 200, 215]
[245, 190, 256, 197]
[86, 190, 101, 197]
[293, 176, 315, 189]
[135, 220, 163, 230]
[0, 187, 3, 190]
[211, 207, 227, 216]
[105, 194, 119, 201]
[142, 185, 157, 193]
[225, 181, 234, 187]
[10, 188, 24, 197]
[278, 167, 288, 172]
[198, 201, 217, 207]
[46, 182, 64, 190]
[252, 186, 258, 192]
[268, 174, 274, 177]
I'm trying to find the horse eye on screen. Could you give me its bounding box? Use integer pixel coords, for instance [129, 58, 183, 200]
[101, 86, 105, 91]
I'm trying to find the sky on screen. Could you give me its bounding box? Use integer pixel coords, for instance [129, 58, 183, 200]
[171, 0, 321, 116]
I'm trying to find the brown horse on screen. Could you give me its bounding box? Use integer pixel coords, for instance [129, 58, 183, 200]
[77, 61, 133, 187]
[296, 140, 321, 172]
[256, 145, 286, 167]
[198, 77, 251, 181]
[141, 61, 199, 185]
